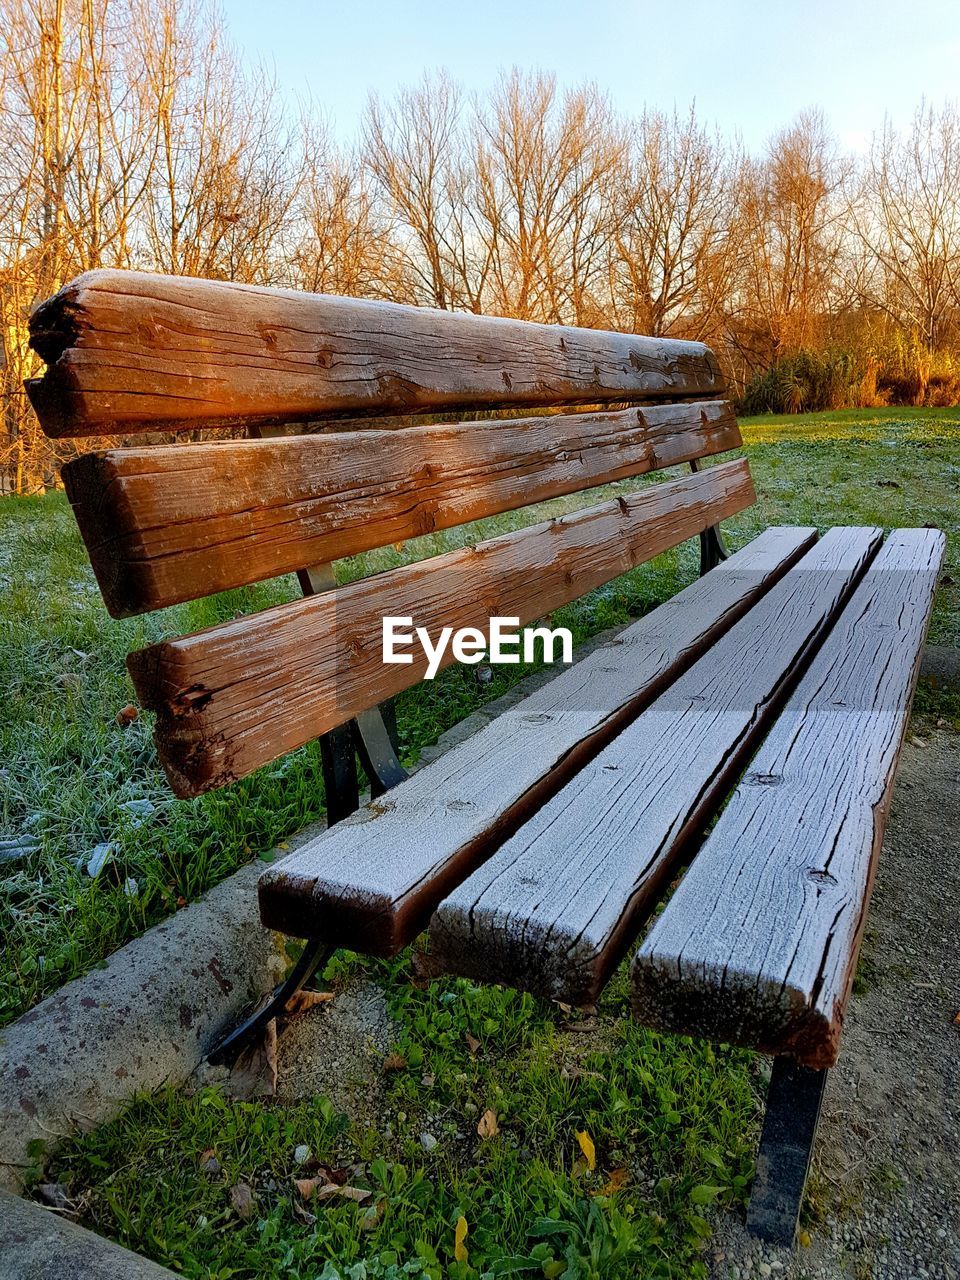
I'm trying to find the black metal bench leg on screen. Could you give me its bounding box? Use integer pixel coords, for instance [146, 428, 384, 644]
[206, 935, 334, 1068]
[689, 459, 730, 574]
[746, 1056, 828, 1246]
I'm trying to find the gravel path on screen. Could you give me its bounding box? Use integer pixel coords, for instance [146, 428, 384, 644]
[711, 727, 960, 1280]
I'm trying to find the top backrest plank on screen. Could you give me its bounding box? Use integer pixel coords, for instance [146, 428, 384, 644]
[27, 270, 726, 437]
[62, 399, 741, 617]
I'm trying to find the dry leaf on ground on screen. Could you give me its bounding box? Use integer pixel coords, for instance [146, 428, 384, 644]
[477, 1109, 499, 1139]
[455, 1215, 469, 1263]
[283, 989, 334, 1018]
[223, 1017, 278, 1098]
[600, 1167, 630, 1195]
[229, 1183, 256, 1219]
[575, 1129, 596, 1171]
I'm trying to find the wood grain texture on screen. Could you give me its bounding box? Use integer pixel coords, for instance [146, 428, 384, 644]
[257, 526, 817, 950]
[127, 459, 756, 797]
[61, 400, 741, 618]
[26, 270, 725, 437]
[428, 527, 884, 1006]
[631, 528, 945, 1068]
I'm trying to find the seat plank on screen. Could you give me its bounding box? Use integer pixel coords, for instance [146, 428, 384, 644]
[62, 400, 741, 617]
[428, 527, 884, 1006]
[27, 270, 725, 437]
[631, 528, 945, 1069]
[257, 526, 817, 950]
[128, 459, 754, 797]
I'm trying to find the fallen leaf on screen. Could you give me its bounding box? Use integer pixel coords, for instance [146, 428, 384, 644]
[454, 1214, 469, 1263]
[953, 1011, 960, 1025]
[575, 1129, 596, 1171]
[294, 1177, 320, 1200]
[292, 1199, 316, 1226]
[222, 1018, 278, 1098]
[361, 1199, 385, 1230]
[115, 703, 139, 726]
[798, 1229, 812, 1247]
[283, 988, 334, 1018]
[464, 1032, 480, 1054]
[338, 1184, 373, 1203]
[477, 1109, 499, 1139]
[382, 1052, 407, 1072]
[199, 1148, 220, 1174]
[228, 1182, 255, 1219]
[600, 1167, 630, 1195]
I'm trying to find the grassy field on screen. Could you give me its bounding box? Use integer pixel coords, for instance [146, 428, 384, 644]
[3, 408, 959, 1278]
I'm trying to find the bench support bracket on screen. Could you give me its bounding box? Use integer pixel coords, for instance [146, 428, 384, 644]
[689, 458, 730, 574]
[746, 1056, 828, 1246]
[206, 936, 334, 1068]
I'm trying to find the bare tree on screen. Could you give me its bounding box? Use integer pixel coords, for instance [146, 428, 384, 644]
[472, 70, 624, 324]
[734, 111, 847, 366]
[607, 106, 736, 340]
[364, 72, 482, 309]
[849, 101, 960, 350]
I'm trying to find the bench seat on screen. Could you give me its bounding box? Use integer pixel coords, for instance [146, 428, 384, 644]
[27, 269, 946, 1249]
[257, 526, 815, 951]
[428, 526, 881, 1004]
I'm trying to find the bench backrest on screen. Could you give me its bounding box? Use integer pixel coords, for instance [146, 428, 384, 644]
[27, 269, 755, 798]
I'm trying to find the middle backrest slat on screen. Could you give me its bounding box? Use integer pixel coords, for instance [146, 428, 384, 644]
[61, 399, 740, 617]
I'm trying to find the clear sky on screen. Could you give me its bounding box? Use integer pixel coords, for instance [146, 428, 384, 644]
[221, 0, 959, 152]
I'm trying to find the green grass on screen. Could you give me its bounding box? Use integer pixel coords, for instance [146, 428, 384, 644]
[3, 408, 960, 1278]
[46, 957, 759, 1280]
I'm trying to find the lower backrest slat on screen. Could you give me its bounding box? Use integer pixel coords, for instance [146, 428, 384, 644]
[127, 458, 755, 797]
[630, 528, 946, 1068]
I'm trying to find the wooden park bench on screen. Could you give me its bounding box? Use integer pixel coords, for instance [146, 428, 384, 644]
[27, 270, 944, 1246]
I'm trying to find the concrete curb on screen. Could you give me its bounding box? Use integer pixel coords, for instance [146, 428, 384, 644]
[0, 1192, 176, 1278]
[0, 852, 292, 1193]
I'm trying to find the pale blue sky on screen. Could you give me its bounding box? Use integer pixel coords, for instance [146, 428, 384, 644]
[221, 0, 959, 152]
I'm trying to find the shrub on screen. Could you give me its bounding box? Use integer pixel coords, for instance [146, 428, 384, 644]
[738, 350, 861, 416]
